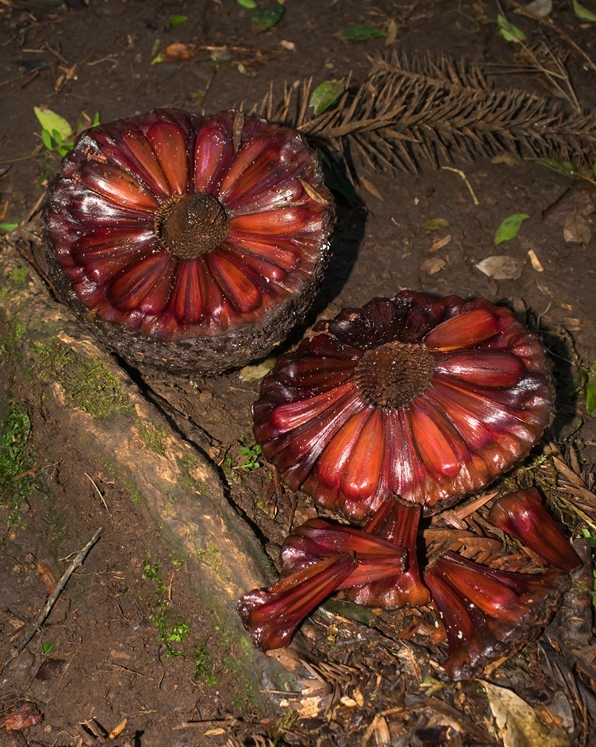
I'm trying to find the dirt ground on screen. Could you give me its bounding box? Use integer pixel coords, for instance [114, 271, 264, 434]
[1, 1, 596, 745]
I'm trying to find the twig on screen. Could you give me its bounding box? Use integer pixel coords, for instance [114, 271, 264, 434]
[85, 472, 110, 515]
[441, 167, 479, 205]
[510, 0, 596, 74]
[2, 526, 103, 672]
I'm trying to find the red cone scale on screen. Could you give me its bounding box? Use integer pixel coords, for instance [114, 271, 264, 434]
[253, 291, 554, 520]
[237, 553, 357, 651]
[488, 487, 581, 572]
[424, 551, 569, 680]
[45, 108, 335, 373]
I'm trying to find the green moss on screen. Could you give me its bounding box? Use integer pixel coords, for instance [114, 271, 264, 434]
[8, 267, 29, 287]
[193, 644, 219, 686]
[1, 319, 26, 356]
[213, 624, 261, 714]
[101, 458, 142, 503]
[196, 545, 223, 575]
[138, 421, 170, 456]
[30, 339, 134, 419]
[142, 559, 191, 657]
[0, 399, 37, 527]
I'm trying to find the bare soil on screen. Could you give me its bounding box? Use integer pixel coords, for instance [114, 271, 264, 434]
[1, 1, 595, 746]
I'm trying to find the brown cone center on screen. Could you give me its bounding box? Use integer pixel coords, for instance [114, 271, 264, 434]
[155, 192, 229, 259]
[354, 341, 435, 410]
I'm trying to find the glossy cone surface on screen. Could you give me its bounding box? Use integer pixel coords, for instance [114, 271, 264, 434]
[45, 108, 335, 373]
[253, 291, 554, 519]
[425, 551, 569, 680]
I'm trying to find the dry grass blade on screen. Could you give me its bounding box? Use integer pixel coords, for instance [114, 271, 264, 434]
[256, 52, 596, 180]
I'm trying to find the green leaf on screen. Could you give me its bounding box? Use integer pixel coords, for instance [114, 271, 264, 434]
[0, 222, 18, 233]
[309, 80, 344, 115]
[497, 14, 526, 41]
[573, 0, 596, 21]
[252, 6, 285, 31]
[586, 364, 596, 417]
[41, 642, 53, 655]
[33, 106, 72, 141]
[494, 213, 530, 245]
[236, 0, 257, 7]
[169, 14, 188, 28]
[335, 26, 386, 41]
[40, 128, 54, 151]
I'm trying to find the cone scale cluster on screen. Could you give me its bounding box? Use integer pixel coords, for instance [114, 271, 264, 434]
[41, 106, 577, 681]
[45, 108, 335, 373]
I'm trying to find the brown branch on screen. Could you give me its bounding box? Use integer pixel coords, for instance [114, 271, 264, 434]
[2, 526, 104, 672]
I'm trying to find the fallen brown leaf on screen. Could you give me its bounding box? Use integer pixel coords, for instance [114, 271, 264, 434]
[37, 561, 57, 595]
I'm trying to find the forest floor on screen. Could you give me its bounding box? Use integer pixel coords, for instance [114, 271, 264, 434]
[0, 1, 595, 745]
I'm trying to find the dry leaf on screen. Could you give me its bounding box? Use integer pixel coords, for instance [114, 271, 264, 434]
[421, 257, 446, 275]
[158, 43, 199, 62]
[37, 561, 57, 595]
[491, 153, 520, 166]
[295, 696, 324, 718]
[385, 18, 398, 46]
[429, 234, 452, 252]
[482, 681, 571, 747]
[525, 0, 553, 17]
[475, 255, 524, 280]
[238, 357, 276, 382]
[563, 213, 592, 244]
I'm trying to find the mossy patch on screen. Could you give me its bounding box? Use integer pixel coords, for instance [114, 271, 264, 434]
[0, 265, 29, 303]
[30, 339, 135, 419]
[138, 420, 170, 456]
[0, 398, 37, 527]
[101, 458, 142, 503]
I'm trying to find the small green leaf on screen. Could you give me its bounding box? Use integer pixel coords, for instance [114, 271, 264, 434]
[309, 80, 344, 115]
[586, 364, 596, 417]
[41, 642, 53, 655]
[497, 14, 526, 41]
[0, 222, 18, 233]
[573, 0, 596, 21]
[236, 0, 257, 7]
[494, 213, 530, 245]
[33, 106, 72, 141]
[252, 6, 285, 31]
[335, 26, 386, 41]
[169, 14, 188, 28]
[40, 128, 54, 151]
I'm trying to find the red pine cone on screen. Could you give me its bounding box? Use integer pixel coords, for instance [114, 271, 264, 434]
[253, 291, 554, 520]
[45, 108, 335, 373]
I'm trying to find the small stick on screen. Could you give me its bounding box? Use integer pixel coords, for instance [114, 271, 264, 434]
[441, 166, 479, 205]
[2, 526, 103, 672]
